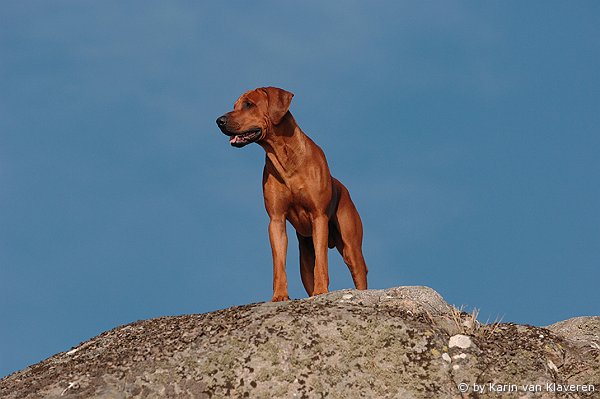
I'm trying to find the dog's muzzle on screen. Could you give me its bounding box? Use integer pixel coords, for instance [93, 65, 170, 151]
[215, 115, 262, 148]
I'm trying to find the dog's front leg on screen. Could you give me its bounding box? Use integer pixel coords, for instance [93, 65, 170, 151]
[268, 217, 289, 301]
[311, 214, 330, 296]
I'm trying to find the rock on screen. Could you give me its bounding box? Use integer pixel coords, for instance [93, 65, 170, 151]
[1, 286, 599, 398]
[546, 316, 600, 348]
[449, 334, 473, 349]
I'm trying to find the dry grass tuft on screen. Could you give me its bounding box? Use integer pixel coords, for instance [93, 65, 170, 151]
[449, 304, 504, 339]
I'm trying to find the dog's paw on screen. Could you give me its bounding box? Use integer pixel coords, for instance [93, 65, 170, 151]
[271, 294, 290, 302]
[311, 288, 329, 296]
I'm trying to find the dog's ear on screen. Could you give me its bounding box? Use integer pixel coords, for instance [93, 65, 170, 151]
[263, 87, 294, 125]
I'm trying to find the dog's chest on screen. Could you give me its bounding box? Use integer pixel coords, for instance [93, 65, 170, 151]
[263, 168, 329, 237]
[286, 203, 313, 237]
[279, 184, 315, 236]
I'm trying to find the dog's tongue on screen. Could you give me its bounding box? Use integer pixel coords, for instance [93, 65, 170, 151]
[229, 135, 239, 144]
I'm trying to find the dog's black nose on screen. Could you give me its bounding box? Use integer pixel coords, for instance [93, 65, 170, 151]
[216, 115, 227, 127]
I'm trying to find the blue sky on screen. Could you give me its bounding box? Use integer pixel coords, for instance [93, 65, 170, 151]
[1, 1, 599, 377]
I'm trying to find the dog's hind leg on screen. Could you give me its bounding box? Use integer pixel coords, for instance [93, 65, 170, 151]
[332, 179, 368, 290]
[297, 233, 316, 296]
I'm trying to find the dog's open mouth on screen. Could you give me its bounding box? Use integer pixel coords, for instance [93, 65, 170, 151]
[229, 129, 262, 147]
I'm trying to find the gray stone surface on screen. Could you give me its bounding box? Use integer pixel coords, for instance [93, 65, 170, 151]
[547, 316, 600, 348]
[1, 286, 599, 398]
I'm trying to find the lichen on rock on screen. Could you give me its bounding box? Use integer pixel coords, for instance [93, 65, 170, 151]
[1, 286, 598, 398]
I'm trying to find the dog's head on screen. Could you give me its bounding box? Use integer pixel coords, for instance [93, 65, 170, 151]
[216, 87, 294, 148]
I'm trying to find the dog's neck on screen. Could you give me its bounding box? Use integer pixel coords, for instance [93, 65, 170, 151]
[258, 113, 310, 180]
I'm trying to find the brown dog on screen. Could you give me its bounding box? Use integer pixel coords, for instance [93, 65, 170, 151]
[216, 87, 368, 301]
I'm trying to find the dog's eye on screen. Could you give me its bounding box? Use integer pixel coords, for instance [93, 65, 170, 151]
[244, 101, 254, 109]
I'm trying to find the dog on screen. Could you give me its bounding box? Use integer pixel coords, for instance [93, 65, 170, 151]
[216, 87, 368, 301]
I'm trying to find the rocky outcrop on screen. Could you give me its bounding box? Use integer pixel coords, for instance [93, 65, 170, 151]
[1, 286, 599, 398]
